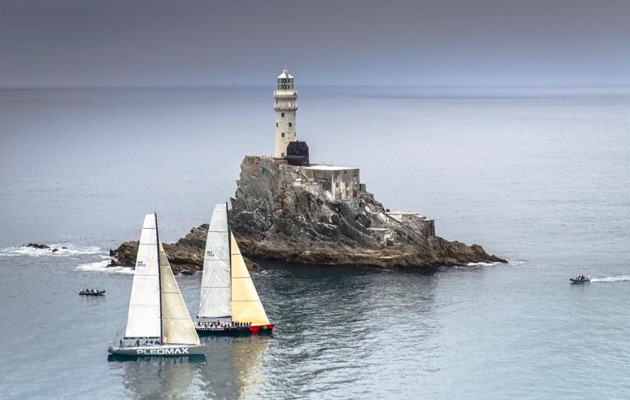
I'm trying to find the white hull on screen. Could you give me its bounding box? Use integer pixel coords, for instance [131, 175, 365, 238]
[108, 343, 205, 357]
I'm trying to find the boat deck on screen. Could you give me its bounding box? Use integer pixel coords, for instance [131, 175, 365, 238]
[196, 324, 275, 336]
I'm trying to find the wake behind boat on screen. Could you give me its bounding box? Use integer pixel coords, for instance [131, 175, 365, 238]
[570, 275, 590, 284]
[108, 213, 204, 357]
[196, 204, 274, 336]
[79, 288, 105, 296]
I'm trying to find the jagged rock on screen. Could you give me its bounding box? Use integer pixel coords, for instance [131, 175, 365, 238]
[227, 156, 505, 268]
[111, 156, 505, 271]
[25, 243, 50, 249]
[109, 227, 262, 275]
[23, 243, 62, 253]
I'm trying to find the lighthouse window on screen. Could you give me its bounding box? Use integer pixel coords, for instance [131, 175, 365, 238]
[281, 112, 285, 117]
[289, 122, 292, 127]
[276, 122, 278, 127]
[281, 132, 285, 138]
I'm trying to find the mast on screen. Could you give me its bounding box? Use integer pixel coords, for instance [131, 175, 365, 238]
[155, 212, 163, 343]
[226, 202, 232, 315]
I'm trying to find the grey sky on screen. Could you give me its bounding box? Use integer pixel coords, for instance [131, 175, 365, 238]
[1, 0, 629, 87]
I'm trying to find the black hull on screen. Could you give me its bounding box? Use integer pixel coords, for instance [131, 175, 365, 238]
[196, 327, 252, 337]
[196, 325, 274, 337]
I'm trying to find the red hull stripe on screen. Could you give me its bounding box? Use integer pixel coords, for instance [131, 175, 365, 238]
[250, 324, 275, 333]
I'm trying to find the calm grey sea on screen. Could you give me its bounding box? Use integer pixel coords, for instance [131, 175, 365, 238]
[0, 86, 629, 399]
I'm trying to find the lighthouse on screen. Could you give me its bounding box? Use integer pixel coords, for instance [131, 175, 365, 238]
[274, 67, 298, 158]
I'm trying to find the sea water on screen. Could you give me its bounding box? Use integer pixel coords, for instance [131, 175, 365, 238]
[0, 86, 628, 399]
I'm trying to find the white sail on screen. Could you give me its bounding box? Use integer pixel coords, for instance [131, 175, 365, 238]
[230, 234, 270, 325]
[198, 204, 231, 319]
[124, 214, 161, 339]
[159, 243, 201, 346]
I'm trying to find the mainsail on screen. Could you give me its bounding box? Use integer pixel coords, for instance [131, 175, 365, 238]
[124, 214, 161, 339]
[159, 243, 201, 345]
[230, 234, 270, 325]
[198, 204, 231, 319]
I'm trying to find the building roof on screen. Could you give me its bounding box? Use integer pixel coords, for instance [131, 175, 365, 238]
[305, 165, 358, 171]
[277, 66, 293, 79]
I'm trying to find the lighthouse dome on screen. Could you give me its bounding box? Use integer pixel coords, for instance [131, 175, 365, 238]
[277, 67, 293, 79]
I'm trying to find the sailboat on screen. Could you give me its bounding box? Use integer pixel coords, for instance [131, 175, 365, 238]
[195, 203, 274, 335]
[108, 213, 204, 356]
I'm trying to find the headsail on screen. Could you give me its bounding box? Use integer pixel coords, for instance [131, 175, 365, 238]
[124, 214, 161, 339]
[198, 204, 231, 319]
[160, 243, 201, 346]
[230, 234, 270, 325]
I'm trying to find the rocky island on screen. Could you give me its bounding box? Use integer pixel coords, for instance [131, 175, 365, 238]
[111, 68, 505, 273]
[111, 156, 505, 274]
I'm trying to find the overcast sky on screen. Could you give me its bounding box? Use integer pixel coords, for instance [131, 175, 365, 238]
[1, 0, 629, 87]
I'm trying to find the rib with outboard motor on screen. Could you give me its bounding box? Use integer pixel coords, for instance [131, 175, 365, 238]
[570, 275, 591, 284]
[79, 289, 105, 296]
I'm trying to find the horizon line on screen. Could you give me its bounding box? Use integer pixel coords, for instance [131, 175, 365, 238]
[2, 83, 629, 91]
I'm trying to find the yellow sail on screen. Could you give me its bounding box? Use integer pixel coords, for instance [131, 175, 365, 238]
[159, 243, 201, 345]
[230, 234, 270, 325]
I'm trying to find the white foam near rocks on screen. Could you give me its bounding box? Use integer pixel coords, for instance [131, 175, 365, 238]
[75, 259, 133, 274]
[0, 244, 104, 258]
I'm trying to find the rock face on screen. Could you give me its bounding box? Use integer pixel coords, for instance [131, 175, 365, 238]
[111, 155, 506, 272]
[109, 225, 206, 275]
[229, 156, 505, 268]
[109, 224, 262, 275]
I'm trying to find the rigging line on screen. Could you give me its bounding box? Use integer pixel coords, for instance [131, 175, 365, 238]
[155, 212, 164, 343]
[227, 202, 233, 307]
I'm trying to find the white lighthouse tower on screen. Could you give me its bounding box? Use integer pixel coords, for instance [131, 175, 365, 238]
[274, 67, 298, 158]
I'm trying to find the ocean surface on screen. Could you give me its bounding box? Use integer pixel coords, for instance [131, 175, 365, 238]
[0, 86, 629, 399]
